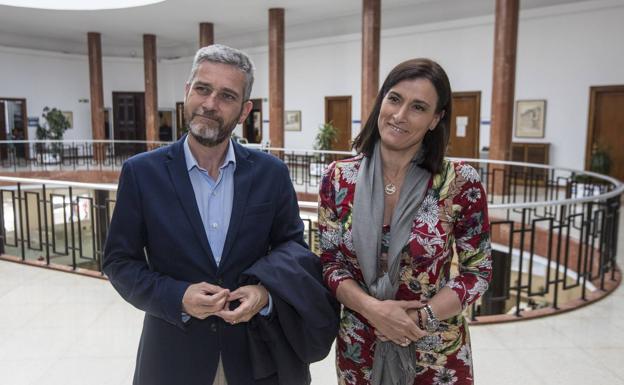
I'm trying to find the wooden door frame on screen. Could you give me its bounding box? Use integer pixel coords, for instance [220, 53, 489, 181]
[0, 101, 5, 140]
[112, 91, 146, 140]
[243, 98, 263, 143]
[324, 95, 352, 124]
[585, 85, 624, 170]
[450, 91, 481, 158]
[175, 102, 186, 139]
[0, 101, 5, 160]
[0, 97, 30, 159]
[0, 97, 28, 140]
[324, 95, 352, 150]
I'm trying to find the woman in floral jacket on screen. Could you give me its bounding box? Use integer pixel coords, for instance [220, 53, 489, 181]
[318, 58, 491, 385]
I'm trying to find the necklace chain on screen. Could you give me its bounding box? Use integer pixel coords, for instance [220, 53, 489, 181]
[384, 163, 409, 196]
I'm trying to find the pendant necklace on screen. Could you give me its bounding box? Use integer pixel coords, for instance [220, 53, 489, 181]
[384, 175, 398, 195]
[384, 162, 409, 195]
[384, 181, 397, 195]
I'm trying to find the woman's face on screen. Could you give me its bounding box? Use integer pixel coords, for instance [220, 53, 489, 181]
[377, 77, 442, 156]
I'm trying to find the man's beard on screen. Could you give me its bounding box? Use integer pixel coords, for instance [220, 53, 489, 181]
[187, 110, 240, 147]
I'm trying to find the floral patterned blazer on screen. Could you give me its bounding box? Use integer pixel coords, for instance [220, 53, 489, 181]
[318, 155, 492, 385]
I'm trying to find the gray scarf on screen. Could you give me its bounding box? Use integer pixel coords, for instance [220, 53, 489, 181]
[352, 142, 431, 385]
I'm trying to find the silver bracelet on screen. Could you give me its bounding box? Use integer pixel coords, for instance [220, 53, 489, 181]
[422, 304, 440, 333]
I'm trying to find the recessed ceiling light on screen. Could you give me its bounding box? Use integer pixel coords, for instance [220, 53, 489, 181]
[0, 0, 165, 10]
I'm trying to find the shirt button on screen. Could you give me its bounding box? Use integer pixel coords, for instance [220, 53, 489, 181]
[210, 323, 217, 332]
[217, 278, 224, 285]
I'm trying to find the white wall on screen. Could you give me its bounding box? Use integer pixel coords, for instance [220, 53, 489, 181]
[0, 48, 90, 140]
[514, 1, 624, 169]
[246, 36, 363, 150]
[0, 48, 182, 141]
[379, 17, 495, 153]
[0, 0, 622, 169]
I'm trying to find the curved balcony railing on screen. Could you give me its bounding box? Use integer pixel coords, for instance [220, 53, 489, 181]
[432, 159, 621, 321]
[0, 140, 170, 172]
[0, 140, 620, 323]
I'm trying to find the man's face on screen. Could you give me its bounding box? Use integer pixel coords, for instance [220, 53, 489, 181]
[184, 61, 252, 147]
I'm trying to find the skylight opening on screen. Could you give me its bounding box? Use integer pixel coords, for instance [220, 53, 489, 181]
[0, 0, 165, 11]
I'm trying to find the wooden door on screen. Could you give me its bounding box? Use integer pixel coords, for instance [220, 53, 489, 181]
[325, 96, 352, 151]
[447, 91, 480, 159]
[586, 85, 624, 181]
[242, 98, 263, 143]
[113, 92, 145, 154]
[158, 110, 174, 142]
[104, 109, 112, 140]
[175, 102, 186, 139]
[0, 101, 6, 160]
[0, 98, 28, 159]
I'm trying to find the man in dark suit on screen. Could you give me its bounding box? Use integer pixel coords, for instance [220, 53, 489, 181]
[103, 44, 335, 385]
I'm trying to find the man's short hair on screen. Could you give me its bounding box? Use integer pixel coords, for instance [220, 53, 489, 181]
[187, 44, 255, 101]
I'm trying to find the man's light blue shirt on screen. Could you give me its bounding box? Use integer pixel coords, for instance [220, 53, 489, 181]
[183, 136, 271, 319]
[184, 136, 235, 265]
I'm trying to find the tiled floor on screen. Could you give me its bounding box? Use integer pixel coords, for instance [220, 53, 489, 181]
[0, 260, 622, 385]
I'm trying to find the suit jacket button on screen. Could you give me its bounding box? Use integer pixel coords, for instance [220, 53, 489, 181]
[217, 278, 223, 285]
[210, 323, 217, 332]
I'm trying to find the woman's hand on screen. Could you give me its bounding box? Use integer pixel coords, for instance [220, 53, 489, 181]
[364, 299, 426, 346]
[335, 280, 427, 346]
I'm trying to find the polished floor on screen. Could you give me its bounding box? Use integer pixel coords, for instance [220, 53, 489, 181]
[0, 259, 622, 385]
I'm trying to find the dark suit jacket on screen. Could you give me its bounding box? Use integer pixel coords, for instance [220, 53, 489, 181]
[243, 241, 340, 385]
[103, 137, 325, 385]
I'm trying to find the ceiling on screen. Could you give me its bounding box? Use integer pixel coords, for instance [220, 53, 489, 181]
[0, 0, 589, 59]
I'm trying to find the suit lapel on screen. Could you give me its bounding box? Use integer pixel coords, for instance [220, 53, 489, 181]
[165, 137, 218, 271]
[219, 142, 253, 272]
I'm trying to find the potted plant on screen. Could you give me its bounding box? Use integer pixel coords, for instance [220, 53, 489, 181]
[570, 143, 611, 198]
[314, 121, 337, 152]
[36, 107, 70, 164]
[589, 143, 610, 175]
[310, 121, 337, 176]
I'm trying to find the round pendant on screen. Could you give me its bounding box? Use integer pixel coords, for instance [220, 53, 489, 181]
[384, 183, 397, 195]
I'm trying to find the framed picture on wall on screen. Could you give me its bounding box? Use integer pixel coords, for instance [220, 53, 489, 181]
[284, 110, 301, 131]
[515, 100, 546, 138]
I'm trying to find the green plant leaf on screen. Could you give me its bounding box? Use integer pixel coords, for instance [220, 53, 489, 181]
[37, 106, 69, 140]
[314, 121, 338, 151]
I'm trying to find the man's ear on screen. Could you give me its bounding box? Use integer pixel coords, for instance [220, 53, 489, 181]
[238, 100, 253, 124]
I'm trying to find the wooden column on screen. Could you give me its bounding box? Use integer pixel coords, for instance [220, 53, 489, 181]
[143, 34, 158, 145]
[490, 0, 519, 162]
[199, 22, 214, 48]
[88, 32, 105, 162]
[87, 32, 105, 141]
[361, 0, 380, 125]
[269, 8, 285, 148]
[489, 0, 519, 195]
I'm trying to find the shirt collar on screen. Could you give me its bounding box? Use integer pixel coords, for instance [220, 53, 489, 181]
[184, 135, 237, 173]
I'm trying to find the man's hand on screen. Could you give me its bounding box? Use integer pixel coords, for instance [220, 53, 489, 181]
[182, 282, 230, 319]
[216, 285, 269, 324]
